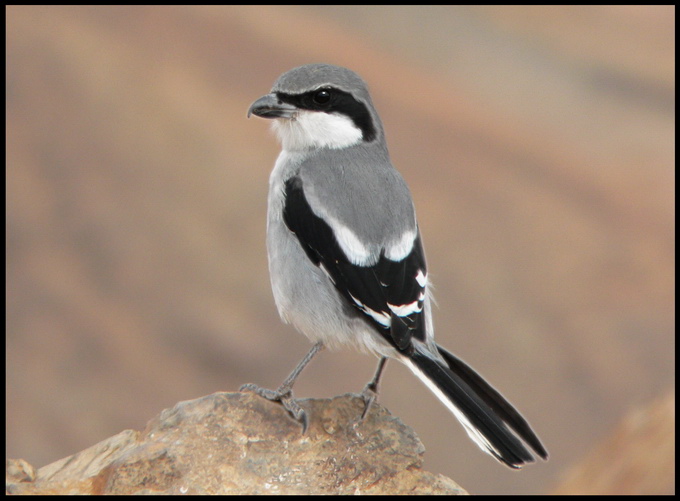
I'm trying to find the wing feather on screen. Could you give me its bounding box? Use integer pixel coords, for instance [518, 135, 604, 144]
[283, 175, 427, 352]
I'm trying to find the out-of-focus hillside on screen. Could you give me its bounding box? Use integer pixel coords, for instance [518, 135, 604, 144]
[6, 6, 674, 494]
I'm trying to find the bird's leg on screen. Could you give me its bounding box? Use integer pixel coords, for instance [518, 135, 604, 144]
[356, 357, 388, 424]
[240, 341, 324, 433]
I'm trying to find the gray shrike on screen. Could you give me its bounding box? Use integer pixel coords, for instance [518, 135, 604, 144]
[242, 63, 548, 468]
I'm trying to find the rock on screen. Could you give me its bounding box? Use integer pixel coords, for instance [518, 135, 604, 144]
[6, 392, 466, 495]
[6, 459, 36, 484]
[553, 392, 675, 495]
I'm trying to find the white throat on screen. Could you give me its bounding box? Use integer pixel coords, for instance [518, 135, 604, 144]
[272, 110, 363, 151]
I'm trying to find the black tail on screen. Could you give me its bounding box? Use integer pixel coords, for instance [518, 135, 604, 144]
[405, 345, 548, 468]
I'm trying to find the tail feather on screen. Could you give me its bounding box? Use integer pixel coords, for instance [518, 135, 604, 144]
[436, 345, 549, 461]
[404, 346, 547, 468]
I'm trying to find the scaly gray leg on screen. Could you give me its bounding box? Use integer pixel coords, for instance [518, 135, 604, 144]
[357, 357, 388, 423]
[240, 341, 324, 432]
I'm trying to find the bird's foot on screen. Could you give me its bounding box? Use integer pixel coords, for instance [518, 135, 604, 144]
[351, 380, 380, 429]
[240, 383, 310, 433]
[352, 357, 387, 428]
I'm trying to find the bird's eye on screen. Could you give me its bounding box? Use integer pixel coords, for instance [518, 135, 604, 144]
[312, 89, 332, 105]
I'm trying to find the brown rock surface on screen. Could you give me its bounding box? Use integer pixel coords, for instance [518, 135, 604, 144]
[553, 392, 675, 495]
[6, 392, 467, 495]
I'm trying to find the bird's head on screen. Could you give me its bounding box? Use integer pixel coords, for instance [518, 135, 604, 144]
[247, 63, 382, 151]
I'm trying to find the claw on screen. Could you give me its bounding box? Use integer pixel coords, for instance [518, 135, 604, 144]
[239, 343, 323, 433]
[360, 384, 378, 421]
[352, 382, 379, 428]
[241, 383, 308, 431]
[281, 395, 309, 433]
[355, 357, 388, 426]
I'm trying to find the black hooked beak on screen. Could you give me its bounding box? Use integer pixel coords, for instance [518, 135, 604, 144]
[247, 94, 298, 119]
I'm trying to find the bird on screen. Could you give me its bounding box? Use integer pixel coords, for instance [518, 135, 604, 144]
[242, 63, 548, 468]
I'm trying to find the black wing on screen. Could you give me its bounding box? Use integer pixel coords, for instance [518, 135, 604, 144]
[283, 175, 427, 354]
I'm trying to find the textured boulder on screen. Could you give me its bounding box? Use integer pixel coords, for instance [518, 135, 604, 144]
[553, 392, 675, 495]
[6, 392, 466, 495]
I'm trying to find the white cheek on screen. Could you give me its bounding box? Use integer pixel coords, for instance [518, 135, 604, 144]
[272, 111, 363, 151]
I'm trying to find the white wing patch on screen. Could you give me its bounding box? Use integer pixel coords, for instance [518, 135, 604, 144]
[324, 225, 421, 269]
[319, 263, 336, 285]
[416, 269, 427, 287]
[349, 293, 391, 327]
[388, 300, 423, 317]
[325, 225, 420, 267]
[332, 223, 373, 265]
[385, 229, 416, 261]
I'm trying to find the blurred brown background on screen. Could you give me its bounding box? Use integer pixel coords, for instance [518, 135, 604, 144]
[6, 6, 674, 495]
